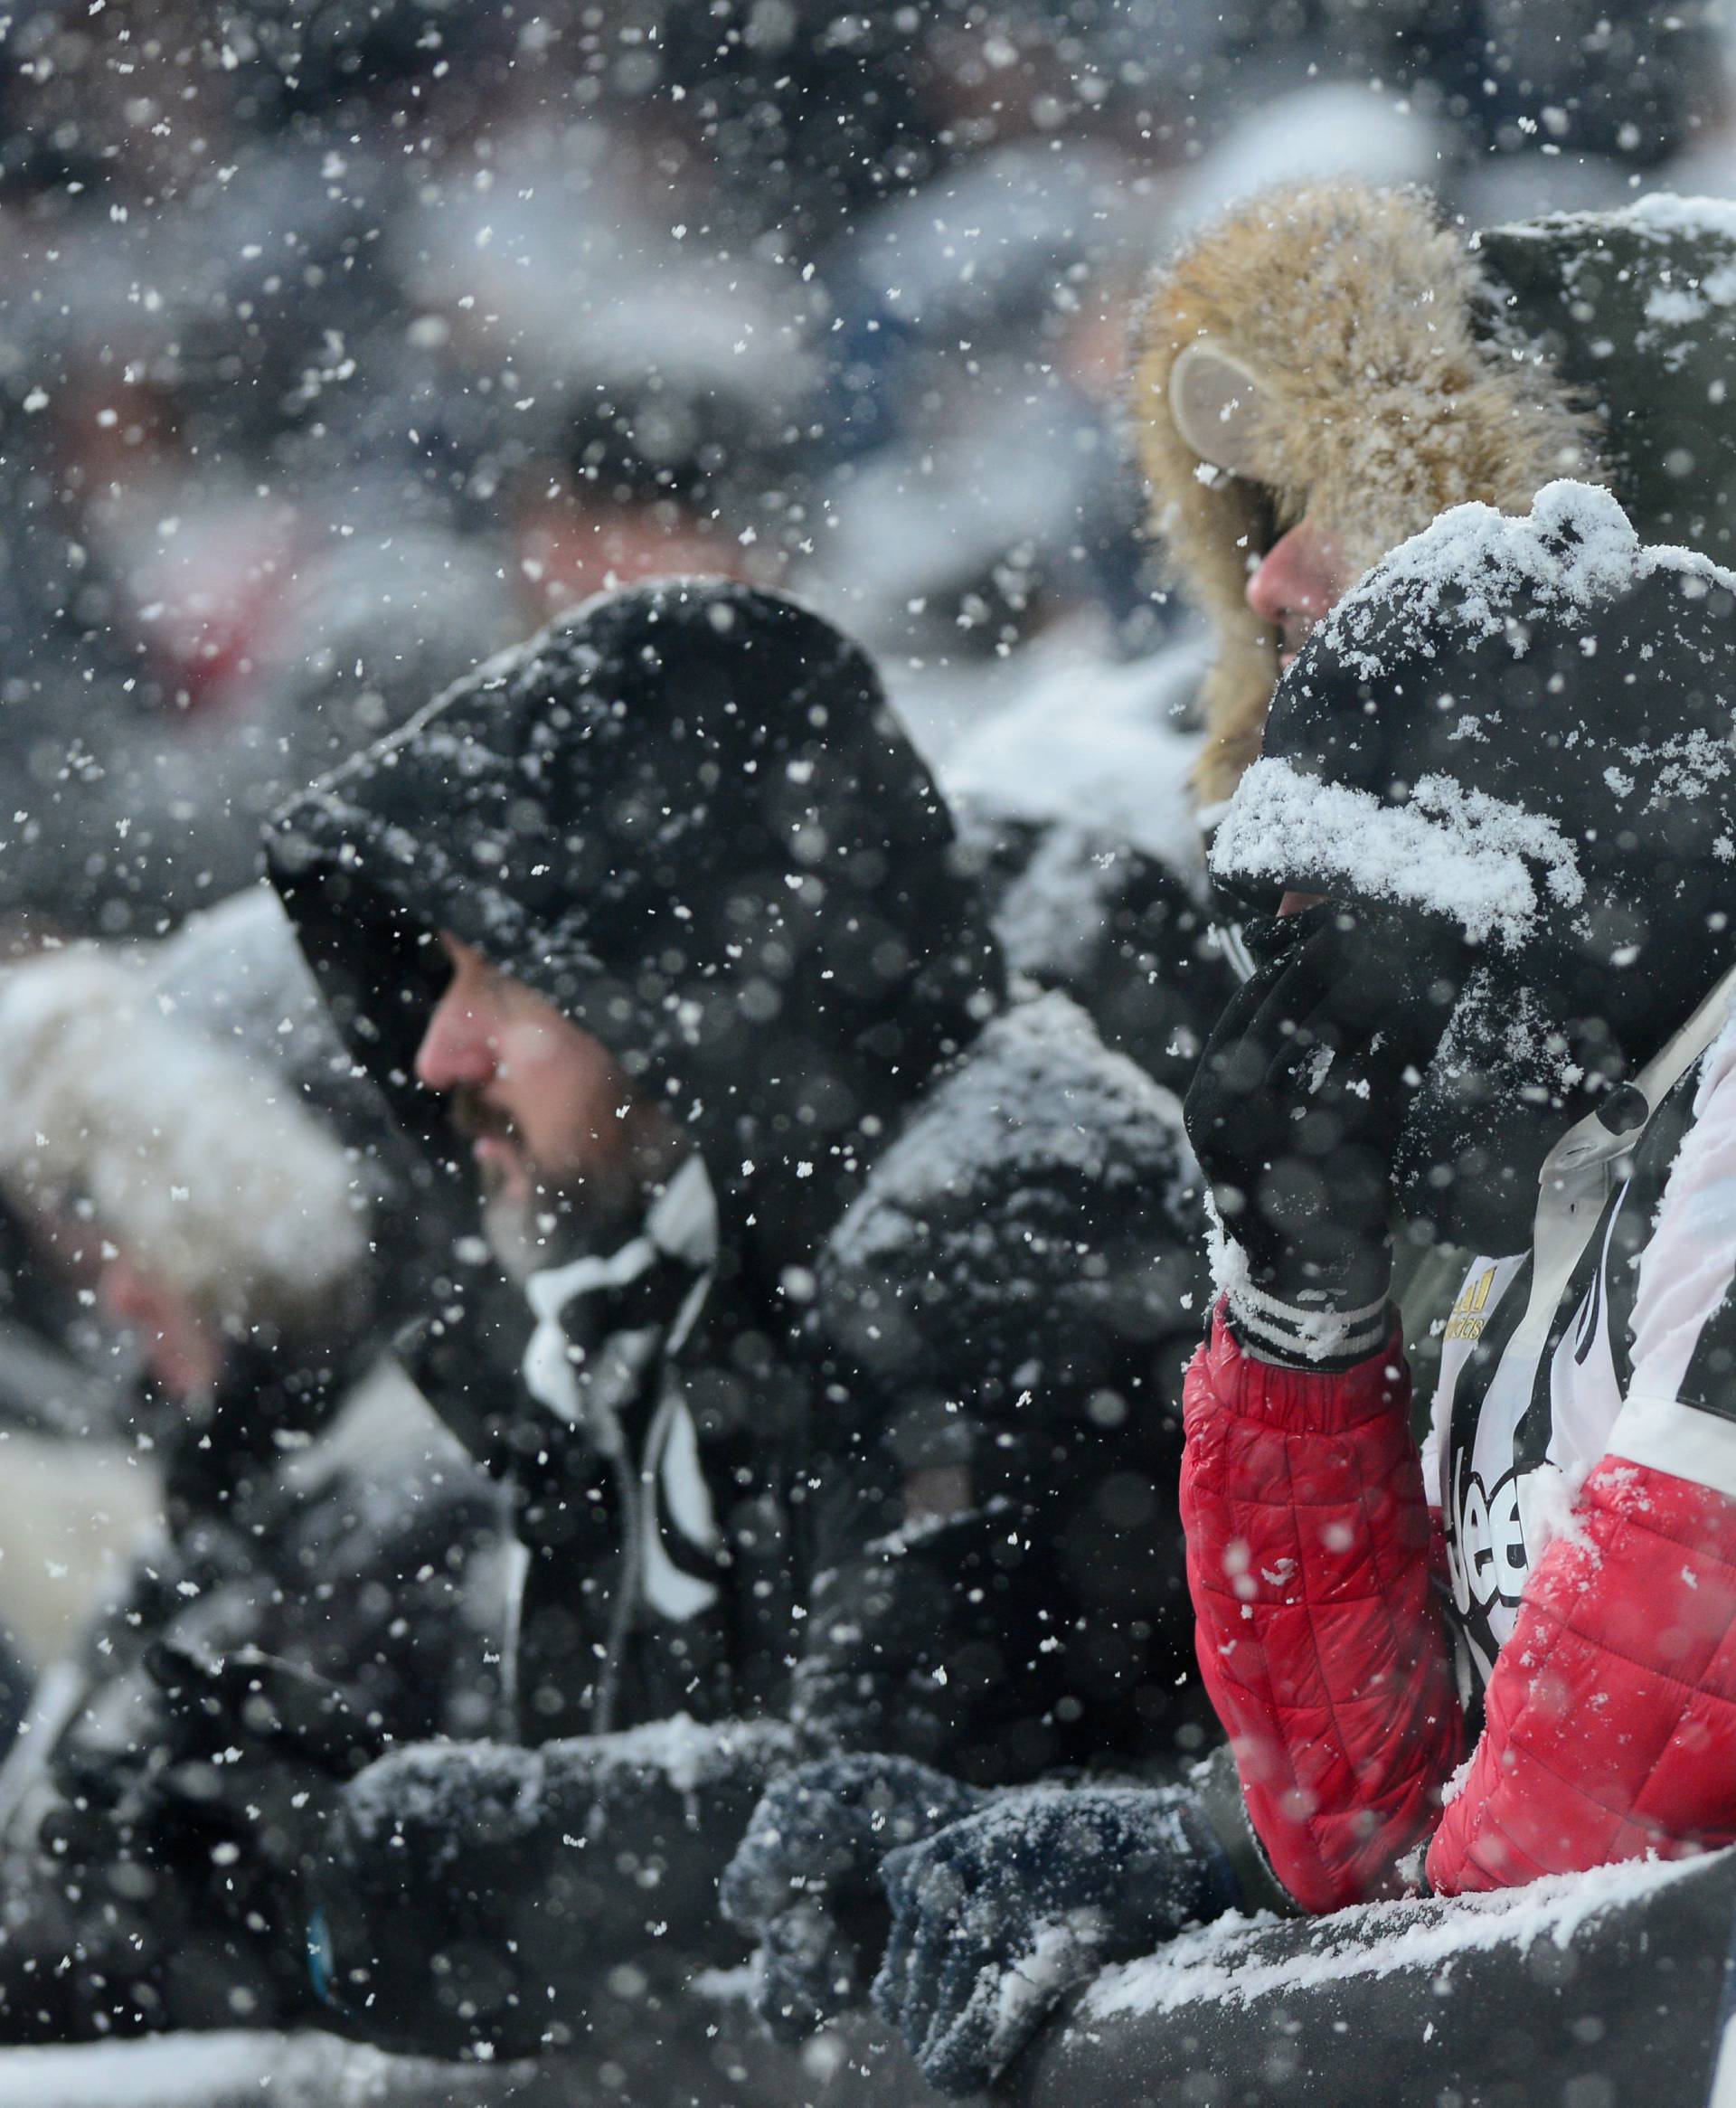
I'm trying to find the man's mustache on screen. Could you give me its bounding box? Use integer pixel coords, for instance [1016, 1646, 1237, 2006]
[448, 1086, 517, 1147]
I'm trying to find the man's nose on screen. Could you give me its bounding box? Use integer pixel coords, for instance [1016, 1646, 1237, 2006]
[415, 988, 497, 1092]
[99, 1258, 156, 1331]
[1247, 522, 1322, 629]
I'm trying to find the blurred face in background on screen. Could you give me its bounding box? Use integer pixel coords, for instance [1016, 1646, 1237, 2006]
[97, 1256, 222, 1401]
[1246, 516, 1356, 668]
[415, 934, 683, 1269]
[513, 487, 756, 619]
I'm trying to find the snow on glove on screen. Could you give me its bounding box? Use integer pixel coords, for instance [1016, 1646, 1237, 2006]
[720, 1754, 987, 2042]
[312, 1717, 787, 2058]
[1184, 903, 1452, 1366]
[873, 1785, 1238, 2097]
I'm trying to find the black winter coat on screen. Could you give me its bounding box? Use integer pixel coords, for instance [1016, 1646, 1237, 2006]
[266, 582, 1212, 2053]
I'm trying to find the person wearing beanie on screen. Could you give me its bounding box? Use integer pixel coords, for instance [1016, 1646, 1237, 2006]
[756, 184, 1736, 2097]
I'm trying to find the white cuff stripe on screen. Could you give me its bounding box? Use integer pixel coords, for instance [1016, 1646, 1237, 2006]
[1230, 1285, 1389, 1363]
[1606, 1393, 1736, 1502]
[1235, 1282, 1388, 1332]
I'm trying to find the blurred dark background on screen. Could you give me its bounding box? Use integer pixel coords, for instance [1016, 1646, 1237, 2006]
[0, 0, 1722, 950]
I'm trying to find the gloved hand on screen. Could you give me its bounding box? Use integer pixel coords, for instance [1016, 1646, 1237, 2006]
[720, 1754, 987, 2042]
[36, 1643, 388, 2021]
[307, 1738, 549, 2053]
[1184, 903, 1456, 1366]
[310, 1716, 787, 2058]
[145, 1642, 385, 1895]
[872, 1785, 1239, 2097]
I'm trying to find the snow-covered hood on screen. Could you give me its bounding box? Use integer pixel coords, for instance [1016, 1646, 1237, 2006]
[1132, 182, 1736, 806]
[1212, 480, 1736, 1249]
[268, 579, 1003, 1259]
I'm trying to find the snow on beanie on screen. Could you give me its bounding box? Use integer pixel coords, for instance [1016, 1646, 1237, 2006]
[0, 948, 368, 1336]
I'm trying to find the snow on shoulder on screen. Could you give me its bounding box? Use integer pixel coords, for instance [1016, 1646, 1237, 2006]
[1211, 482, 1736, 945]
[826, 989, 1195, 1280]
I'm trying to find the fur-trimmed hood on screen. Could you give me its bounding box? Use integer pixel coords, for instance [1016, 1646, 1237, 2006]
[1132, 183, 1603, 805]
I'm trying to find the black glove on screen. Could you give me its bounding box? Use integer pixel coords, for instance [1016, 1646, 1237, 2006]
[1184, 903, 1456, 1366]
[310, 1717, 787, 2058]
[720, 1754, 987, 2042]
[143, 1641, 386, 1912]
[872, 1785, 1239, 2097]
[33, 1643, 388, 2023]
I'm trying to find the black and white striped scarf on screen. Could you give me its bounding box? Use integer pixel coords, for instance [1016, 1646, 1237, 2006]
[519, 1157, 727, 1649]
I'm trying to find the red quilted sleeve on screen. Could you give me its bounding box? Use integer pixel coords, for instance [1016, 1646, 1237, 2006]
[1427, 1455, 1736, 1893]
[1181, 1307, 1465, 1914]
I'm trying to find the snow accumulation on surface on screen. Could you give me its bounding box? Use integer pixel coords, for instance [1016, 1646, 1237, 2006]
[343, 1713, 788, 1848]
[0, 2031, 279, 2108]
[1596, 192, 1736, 242]
[1483, 191, 1736, 261]
[1212, 756, 1585, 944]
[826, 989, 1194, 1276]
[1491, 194, 1736, 351]
[583, 1712, 795, 1796]
[1083, 1852, 1713, 2024]
[939, 626, 1209, 875]
[0, 2028, 486, 2108]
[1316, 481, 1731, 685]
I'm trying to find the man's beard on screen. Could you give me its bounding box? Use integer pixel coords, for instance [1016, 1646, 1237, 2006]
[451, 1086, 648, 1282]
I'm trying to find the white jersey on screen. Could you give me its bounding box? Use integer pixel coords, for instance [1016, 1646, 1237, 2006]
[1422, 1011, 1736, 1697]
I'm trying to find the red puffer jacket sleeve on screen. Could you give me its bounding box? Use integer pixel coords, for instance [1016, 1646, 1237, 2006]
[1180, 1308, 1464, 1914]
[1427, 1454, 1736, 1892]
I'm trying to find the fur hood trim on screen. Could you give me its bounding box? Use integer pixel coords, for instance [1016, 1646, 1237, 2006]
[0, 950, 368, 1334]
[1131, 182, 1602, 804]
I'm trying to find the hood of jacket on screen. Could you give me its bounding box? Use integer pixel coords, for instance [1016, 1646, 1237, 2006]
[267, 579, 1004, 1275]
[1134, 183, 1736, 804]
[1210, 479, 1736, 1252]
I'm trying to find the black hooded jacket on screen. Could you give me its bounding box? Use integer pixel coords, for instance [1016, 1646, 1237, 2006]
[262, 581, 1211, 2056]
[268, 577, 1212, 1781]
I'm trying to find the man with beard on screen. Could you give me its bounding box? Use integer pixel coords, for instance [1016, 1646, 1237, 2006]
[247, 578, 1211, 2068]
[429, 933, 687, 1285]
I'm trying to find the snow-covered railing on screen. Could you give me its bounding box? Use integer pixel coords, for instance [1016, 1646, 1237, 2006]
[0, 2031, 540, 2108]
[3, 1848, 1732, 2108]
[1009, 1847, 1736, 2108]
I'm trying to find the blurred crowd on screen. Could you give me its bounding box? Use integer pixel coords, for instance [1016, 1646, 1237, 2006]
[0, 0, 1723, 2071]
[0, 0, 1725, 950]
